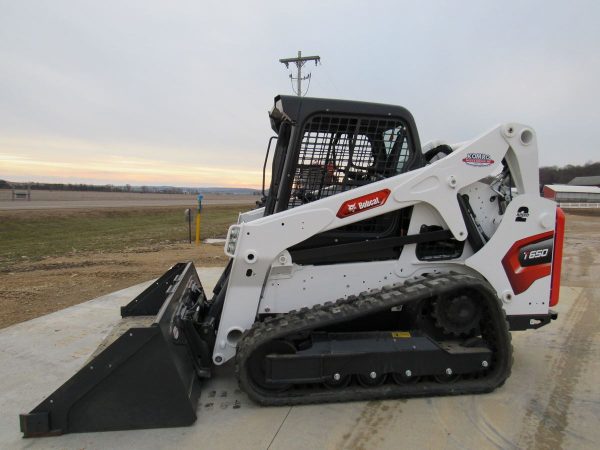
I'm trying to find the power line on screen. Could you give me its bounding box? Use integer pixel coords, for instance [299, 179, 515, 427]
[279, 50, 320, 97]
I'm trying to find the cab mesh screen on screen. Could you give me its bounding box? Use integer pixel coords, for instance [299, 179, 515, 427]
[288, 115, 411, 209]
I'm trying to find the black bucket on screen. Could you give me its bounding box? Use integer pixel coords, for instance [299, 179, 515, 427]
[20, 262, 207, 437]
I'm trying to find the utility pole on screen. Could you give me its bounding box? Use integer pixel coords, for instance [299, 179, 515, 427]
[279, 51, 320, 96]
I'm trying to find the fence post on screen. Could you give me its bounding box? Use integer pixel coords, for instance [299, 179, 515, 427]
[195, 194, 203, 246]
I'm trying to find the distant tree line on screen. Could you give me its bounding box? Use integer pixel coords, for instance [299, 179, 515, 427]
[0, 181, 143, 193]
[539, 161, 600, 186]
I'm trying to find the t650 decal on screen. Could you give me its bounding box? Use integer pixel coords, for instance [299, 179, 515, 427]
[501, 231, 554, 295]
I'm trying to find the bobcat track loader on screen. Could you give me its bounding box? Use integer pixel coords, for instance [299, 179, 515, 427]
[20, 96, 565, 436]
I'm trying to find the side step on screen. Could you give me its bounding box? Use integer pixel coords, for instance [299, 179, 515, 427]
[20, 262, 206, 437]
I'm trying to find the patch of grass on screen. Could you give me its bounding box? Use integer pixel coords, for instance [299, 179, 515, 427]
[0, 205, 250, 270]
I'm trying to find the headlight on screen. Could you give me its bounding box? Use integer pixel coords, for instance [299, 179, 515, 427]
[224, 225, 241, 257]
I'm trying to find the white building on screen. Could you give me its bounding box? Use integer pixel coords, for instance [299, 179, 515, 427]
[543, 184, 600, 205]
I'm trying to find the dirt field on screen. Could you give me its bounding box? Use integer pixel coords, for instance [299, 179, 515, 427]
[0, 209, 596, 330]
[0, 205, 251, 328]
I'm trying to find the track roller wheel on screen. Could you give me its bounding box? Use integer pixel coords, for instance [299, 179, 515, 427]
[357, 372, 387, 387]
[247, 340, 296, 392]
[433, 370, 461, 383]
[323, 373, 352, 389]
[392, 371, 421, 384]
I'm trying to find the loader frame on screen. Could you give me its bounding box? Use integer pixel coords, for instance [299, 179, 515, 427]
[214, 97, 556, 365]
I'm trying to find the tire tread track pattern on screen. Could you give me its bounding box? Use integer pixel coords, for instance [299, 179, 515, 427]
[236, 272, 513, 406]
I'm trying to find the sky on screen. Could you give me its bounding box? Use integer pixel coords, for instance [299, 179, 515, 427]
[1, 1, 599, 188]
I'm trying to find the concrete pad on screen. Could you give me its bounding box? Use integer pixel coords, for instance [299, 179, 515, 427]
[1, 276, 598, 449]
[204, 238, 226, 245]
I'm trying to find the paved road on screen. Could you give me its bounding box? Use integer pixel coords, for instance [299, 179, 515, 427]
[0, 268, 597, 449]
[0, 199, 255, 210]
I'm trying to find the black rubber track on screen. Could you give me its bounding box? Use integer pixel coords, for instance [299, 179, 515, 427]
[236, 273, 513, 406]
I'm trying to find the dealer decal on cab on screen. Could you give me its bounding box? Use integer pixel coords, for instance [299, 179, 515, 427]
[462, 152, 494, 167]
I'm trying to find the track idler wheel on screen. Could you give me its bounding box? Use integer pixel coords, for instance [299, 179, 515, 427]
[247, 340, 296, 392]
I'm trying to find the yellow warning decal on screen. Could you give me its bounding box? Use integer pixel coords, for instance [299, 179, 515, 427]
[391, 331, 411, 338]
